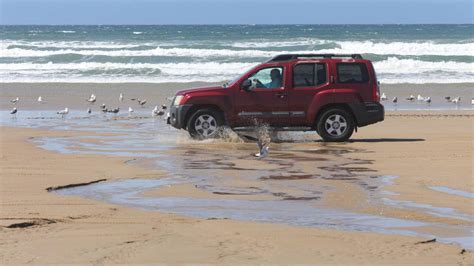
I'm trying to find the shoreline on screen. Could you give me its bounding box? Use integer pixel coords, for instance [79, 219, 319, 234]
[0, 82, 473, 111]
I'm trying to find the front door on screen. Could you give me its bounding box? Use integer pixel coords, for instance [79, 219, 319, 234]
[234, 66, 289, 126]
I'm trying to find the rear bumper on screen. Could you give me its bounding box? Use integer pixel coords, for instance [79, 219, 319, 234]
[168, 104, 193, 129]
[349, 102, 384, 127]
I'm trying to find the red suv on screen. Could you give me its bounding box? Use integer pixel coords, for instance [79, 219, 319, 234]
[168, 54, 384, 142]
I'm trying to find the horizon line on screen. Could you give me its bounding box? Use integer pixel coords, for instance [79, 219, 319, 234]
[1, 23, 473, 26]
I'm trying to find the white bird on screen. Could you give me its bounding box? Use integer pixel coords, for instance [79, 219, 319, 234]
[87, 108, 91, 114]
[10, 107, 17, 115]
[406, 95, 415, 101]
[161, 104, 167, 110]
[57, 107, 69, 117]
[452, 97, 461, 104]
[119, 93, 124, 102]
[10, 97, 19, 104]
[417, 94, 424, 101]
[138, 99, 147, 106]
[108, 107, 120, 114]
[392, 97, 398, 104]
[100, 103, 106, 109]
[471, 98, 474, 105]
[87, 94, 96, 103]
[37, 96, 43, 103]
[424, 96, 431, 104]
[128, 107, 134, 114]
[380, 93, 387, 101]
[254, 138, 269, 159]
[152, 105, 165, 116]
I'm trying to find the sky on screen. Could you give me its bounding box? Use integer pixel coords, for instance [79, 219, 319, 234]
[1, 0, 473, 25]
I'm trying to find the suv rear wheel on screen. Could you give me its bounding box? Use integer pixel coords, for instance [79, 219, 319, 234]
[316, 108, 355, 142]
[187, 108, 223, 139]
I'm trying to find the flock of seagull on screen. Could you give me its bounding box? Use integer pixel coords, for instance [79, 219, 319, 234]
[380, 92, 465, 105]
[8, 93, 168, 118]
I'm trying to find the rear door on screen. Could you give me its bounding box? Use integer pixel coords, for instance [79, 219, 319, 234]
[234, 66, 289, 126]
[287, 61, 331, 125]
[335, 62, 371, 101]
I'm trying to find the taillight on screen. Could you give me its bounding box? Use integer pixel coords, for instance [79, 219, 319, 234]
[374, 81, 380, 102]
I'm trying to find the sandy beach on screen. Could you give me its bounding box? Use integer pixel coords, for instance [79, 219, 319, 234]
[0, 81, 473, 264]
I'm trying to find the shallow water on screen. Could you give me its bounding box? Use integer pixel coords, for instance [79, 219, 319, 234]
[1, 109, 473, 250]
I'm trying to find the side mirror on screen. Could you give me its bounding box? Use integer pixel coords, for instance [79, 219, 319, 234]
[241, 79, 252, 92]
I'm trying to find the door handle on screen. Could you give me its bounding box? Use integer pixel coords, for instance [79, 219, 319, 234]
[275, 92, 287, 98]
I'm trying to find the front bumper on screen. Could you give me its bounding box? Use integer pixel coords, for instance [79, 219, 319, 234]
[168, 104, 193, 129]
[348, 102, 384, 127]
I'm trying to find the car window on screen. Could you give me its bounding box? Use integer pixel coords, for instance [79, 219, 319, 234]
[249, 67, 283, 89]
[337, 63, 369, 83]
[293, 63, 327, 87]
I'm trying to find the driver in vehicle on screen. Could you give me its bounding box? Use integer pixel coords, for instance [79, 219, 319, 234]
[254, 68, 282, 89]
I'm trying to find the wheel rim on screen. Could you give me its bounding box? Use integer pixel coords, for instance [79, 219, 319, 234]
[325, 114, 348, 137]
[194, 114, 218, 137]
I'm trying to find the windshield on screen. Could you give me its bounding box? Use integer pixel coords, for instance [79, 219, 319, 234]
[222, 66, 254, 88]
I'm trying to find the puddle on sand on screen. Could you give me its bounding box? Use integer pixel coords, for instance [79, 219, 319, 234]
[1, 110, 473, 250]
[55, 177, 474, 250]
[430, 186, 474, 199]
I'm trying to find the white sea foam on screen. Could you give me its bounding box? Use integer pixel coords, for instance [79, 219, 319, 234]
[0, 39, 474, 58]
[1, 59, 472, 84]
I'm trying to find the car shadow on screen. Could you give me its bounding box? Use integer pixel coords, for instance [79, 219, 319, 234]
[348, 138, 425, 143]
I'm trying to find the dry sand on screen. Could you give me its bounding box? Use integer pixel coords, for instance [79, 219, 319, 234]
[1, 109, 473, 264]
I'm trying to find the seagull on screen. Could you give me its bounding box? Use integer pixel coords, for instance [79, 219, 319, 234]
[10, 107, 17, 115]
[57, 108, 69, 117]
[119, 93, 124, 102]
[417, 94, 424, 101]
[254, 138, 269, 159]
[424, 96, 431, 104]
[445, 96, 451, 102]
[108, 107, 120, 114]
[452, 97, 461, 104]
[10, 97, 19, 104]
[406, 95, 415, 101]
[471, 98, 474, 105]
[161, 104, 167, 110]
[87, 94, 96, 103]
[128, 107, 134, 114]
[37, 96, 43, 103]
[87, 108, 92, 114]
[392, 97, 398, 104]
[100, 103, 106, 109]
[380, 93, 387, 101]
[138, 99, 147, 106]
[152, 106, 165, 116]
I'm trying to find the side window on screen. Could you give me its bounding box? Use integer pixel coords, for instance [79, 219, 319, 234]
[337, 63, 369, 83]
[293, 63, 327, 87]
[249, 67, 283, 89]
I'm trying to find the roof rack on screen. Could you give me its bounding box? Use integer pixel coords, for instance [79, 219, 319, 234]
[268, 54, 363, 62]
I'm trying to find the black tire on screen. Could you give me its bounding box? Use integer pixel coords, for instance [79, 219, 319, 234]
[187, 108, 224, 139]
[316, 108, 355, 142]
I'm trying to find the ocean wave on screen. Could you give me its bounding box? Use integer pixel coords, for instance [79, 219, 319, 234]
[1, 59, 472, 84]
[2, 40, 473, 58]
[0, 62, 256, 76]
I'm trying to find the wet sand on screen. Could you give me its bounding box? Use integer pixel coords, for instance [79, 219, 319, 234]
[1, 82, 473, 110]
[1, 108, 473, 263]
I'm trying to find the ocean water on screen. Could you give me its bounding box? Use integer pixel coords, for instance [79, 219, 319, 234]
[1, 25, 473, 84]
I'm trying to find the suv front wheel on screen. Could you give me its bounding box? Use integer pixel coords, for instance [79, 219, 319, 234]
[187, 108, 224, 139]
[316, 108, 355, 142]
